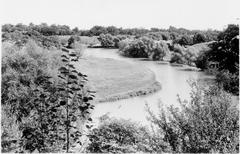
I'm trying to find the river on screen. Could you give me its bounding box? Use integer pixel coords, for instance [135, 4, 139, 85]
[83, 48, 214, 125]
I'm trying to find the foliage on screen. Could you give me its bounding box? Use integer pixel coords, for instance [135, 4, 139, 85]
[98, 34, 115, 47]
[1, 105, 21, 152]
[170, 44, 187, 64]
[174, 34, 193, 46]
[1, 42, 94, 152]
[148, 41, 170, 60]
[2, 30, 61, 49]
[119, 37, 170, 60]
[208, 24, 239, 73]
[146, 32, 170, 41]
[89, 26, 107, 36]
[106, 26, 120, 35]
[216, 70, 239, 95]
[193, 32, 207, 44]
[147, 82, 239, 153]
[112, 35, 128, 48]
[86, 116, 171, 153]
[55, 47, 95, 152]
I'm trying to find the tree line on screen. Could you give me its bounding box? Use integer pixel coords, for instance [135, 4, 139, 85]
[2, 23, 219, 42]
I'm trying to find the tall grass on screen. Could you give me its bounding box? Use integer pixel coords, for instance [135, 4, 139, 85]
[1, 39, 89, 152]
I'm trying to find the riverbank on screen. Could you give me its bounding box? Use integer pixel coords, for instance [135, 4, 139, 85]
[74, 56, 161, 103]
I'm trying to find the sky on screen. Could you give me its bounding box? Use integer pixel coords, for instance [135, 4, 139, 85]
[1, 0, 239, 30]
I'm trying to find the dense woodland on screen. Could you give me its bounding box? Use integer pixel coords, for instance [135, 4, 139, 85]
[1, 23, 239, 153]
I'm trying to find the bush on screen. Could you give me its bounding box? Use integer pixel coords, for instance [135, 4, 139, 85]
[174, 34, 193, 46]
[148, 41, 170, 61]
[170, 44, 187, 64]
[1, 42, 94, 152]
[98, 33, 115, 47]
[120, 37, 170, 60]
[193, 32, 207, 44]
[147, 82, 239, 153]
[118, 38, 133, 51]
[86, 117, 171, 153]
[2, 30, 61, 49]
[216, 70, 239, 95]
[1, 105, 21, 152]
[208, 24, 239, 73]
[119, 37, 150, 58]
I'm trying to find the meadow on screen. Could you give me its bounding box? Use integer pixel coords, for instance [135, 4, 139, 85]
[75, 56, 161, 102]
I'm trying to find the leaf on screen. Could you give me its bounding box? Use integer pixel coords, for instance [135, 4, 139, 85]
[70, 87, 81, 91]
[58, 75, 66, 80]
[61, 55, 69, 59]
[60, 70, 69, 74]
[58, 88, 65, 91]
[77, 141, 82, 145]
[86, 125, 92, 129]
[39, 94, 47, 98]
[71, 70, 78, 73]
[68, 90, 74, 95]
[61, 59, 68, 62]
[59, 67, 68, 71]
[60, 101, 66, 105]
[68, 81, 78, 85]
[71, 59, 78, 62]
[68, 64, 75, 69]
[83, 97, 88, 102]
[69, 75, 77, 79]
[69, 53, 77, 57]
[77, 72, 83, 76]
[51, 108, 57, 112]
[62, 48, 69, 52]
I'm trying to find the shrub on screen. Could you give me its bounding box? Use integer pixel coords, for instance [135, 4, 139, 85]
[2, 30, 61, 49]
[148, 41, 170, 61]
[1, 42, 94, 152]
[174, 34, 193, 46]
[86, 117, 171, 153]
[118, 38, 133, 51]
[119, 37, 150, 58]
[120, 37, 170, 60]
[1, 105, 21, 152]
[98, 33, 115, 47]
[147, 82, 239, 153]
[193, 32, 207, 44]
[216, 70, 239, 95]
[208, 24, 239, 73]
[170, 44, 187, 64]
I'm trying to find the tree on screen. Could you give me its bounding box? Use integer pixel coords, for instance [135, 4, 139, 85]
[72, 27, 79, 34]
[193, 32, 206, 44]
[89, 26, 107, 36]
[174, 35, 193, 46]
[106, 26, 119, 35]
[148, 41, 170, 61]
[208, 24, 239, 73]
[98, 34, 114, 47]
[2, 24, 14, 32]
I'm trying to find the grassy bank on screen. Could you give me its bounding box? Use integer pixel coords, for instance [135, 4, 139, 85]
[74, 57, 161, 102]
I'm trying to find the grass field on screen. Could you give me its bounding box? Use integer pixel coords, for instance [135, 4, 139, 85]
[74, 57, 161, 102]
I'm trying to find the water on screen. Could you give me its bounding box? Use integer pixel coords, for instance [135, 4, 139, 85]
[83, 48, 213, 125]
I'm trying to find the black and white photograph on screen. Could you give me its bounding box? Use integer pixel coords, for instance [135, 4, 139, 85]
[0, 0, 239, 153]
